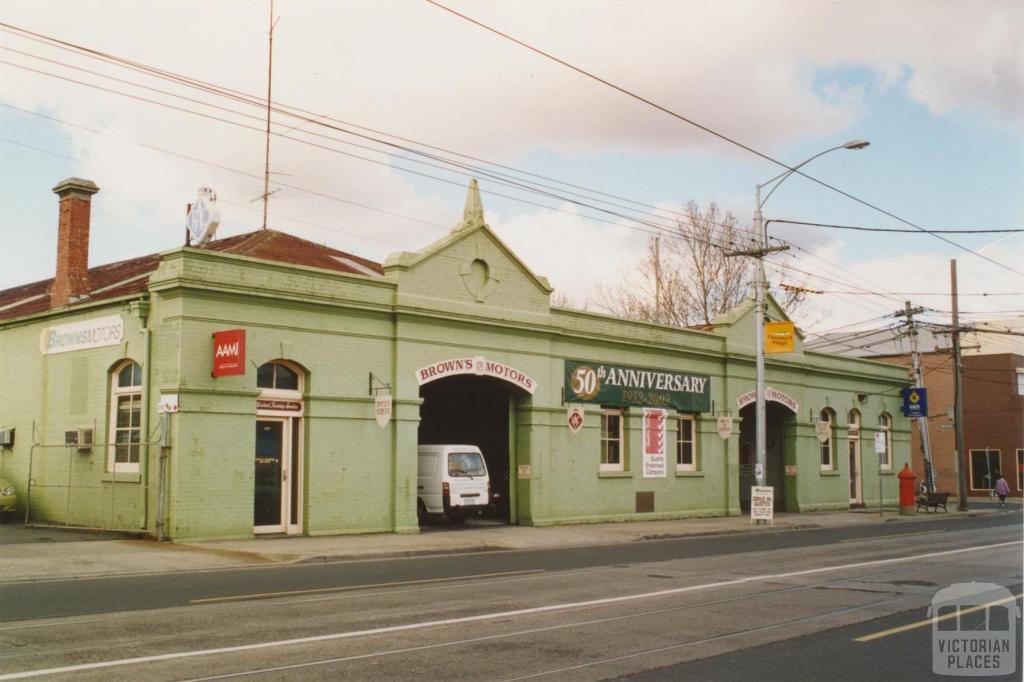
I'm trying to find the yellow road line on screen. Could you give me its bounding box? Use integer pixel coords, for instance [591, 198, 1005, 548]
[839, 530, 944, 543]
[855, 593, 1022, 642]
[190, 568, 545, 604]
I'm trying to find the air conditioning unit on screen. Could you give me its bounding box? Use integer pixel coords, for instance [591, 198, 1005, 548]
[0, 427, 13, 448]
[64, 427, 94, 452]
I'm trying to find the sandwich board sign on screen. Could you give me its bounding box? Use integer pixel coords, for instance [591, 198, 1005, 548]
[751, 486, 774, 525]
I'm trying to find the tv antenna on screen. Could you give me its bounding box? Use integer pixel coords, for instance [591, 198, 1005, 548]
[259, 0, 280, 231]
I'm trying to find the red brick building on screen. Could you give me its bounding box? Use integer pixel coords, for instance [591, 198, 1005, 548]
[816, 328, 1022, 500]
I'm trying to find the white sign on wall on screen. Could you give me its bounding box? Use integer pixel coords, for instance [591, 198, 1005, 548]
[874, 432, 887, 454]
[815, 420, 831, 443]
[750, 486, 774, 524]
[374, 394, 393, 428]
[157, 394, 179, 414]
[641, 407, 668, 478]
[39, 315, 124, 355]
[717, 416, 733, 440]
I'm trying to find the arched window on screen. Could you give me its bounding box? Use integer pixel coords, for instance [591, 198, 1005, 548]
[819, 408, 835, 470]
[878, 412, 893, 469]
[109, 360, 142, 473]
[848, 409, 860, 434]
[257, 362, 300, 392]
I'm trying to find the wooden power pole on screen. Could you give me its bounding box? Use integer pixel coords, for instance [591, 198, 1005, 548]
[951, 259, 969, 511]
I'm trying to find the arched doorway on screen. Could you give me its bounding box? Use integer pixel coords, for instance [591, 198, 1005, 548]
[418, 374, 527, 524]
[738, 401, 797, 511]
[254, 360, 304, 535]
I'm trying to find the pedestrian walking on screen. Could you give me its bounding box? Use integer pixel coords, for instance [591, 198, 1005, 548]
[993, 475, 1010, 508]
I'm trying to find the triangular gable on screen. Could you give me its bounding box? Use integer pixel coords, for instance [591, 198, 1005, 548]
[711, 293, 806, 354]
[383, 180, 553, 318]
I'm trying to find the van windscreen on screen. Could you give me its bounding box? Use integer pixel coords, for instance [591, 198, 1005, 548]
[448, 452, 486, 477]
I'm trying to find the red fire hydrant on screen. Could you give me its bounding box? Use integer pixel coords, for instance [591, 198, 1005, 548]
[898, 463, 917, 516]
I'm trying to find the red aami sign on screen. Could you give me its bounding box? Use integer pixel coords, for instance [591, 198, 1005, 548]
[212, 329, 246, 377]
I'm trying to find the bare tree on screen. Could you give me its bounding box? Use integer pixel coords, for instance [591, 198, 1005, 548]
[599, 201, 800, 327]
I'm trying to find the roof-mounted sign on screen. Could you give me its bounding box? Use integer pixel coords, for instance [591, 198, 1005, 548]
[186, 186, 221, 246]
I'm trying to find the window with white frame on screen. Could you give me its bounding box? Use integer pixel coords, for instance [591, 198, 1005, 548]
[1017, 450, 1023, 491]
[1017, 370, 1024, 396]
[109, 360, 142, 473]
[600, 407, 624, 472]
[878, 412, 893, 469]
[969, 449, 1001, 490]
[819, 408, 834, 470]
[676, 414, 697, 471]
[847, 409, 860, 435]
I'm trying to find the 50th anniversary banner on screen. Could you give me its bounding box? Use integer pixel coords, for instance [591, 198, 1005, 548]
[564, 359, 711, 412]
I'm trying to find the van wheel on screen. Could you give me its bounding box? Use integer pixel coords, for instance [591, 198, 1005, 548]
[417, 500, 427, 525]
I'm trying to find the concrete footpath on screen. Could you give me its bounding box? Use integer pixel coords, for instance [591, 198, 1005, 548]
[1, 503, 1018, 584]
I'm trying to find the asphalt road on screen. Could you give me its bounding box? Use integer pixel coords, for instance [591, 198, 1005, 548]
[1, 512, 1019, 622]
[619, 585, 1024, 681]
[0, 511, 1020, 681]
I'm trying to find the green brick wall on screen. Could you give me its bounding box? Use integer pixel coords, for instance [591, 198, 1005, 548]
[0, 219, 910, 539]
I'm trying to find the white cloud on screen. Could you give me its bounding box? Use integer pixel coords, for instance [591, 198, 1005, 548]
[0, 0, 1020, 294]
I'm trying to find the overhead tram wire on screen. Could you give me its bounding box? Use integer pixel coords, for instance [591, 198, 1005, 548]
[0, 60, 906, 307]
[772, 219, 1023, 235]
[764, 236, 906, 309]
[5, 18, 1021, 278]
[0, 25, 699, 227]
[0, 56, 755, 256]
[0, 136, 440, 250]
[0, 22, 699, 225]
[1, 27, 906, 293]
[423, 1, 1024, 277]
[0, 26, 788, 260]
[0, 61, 742, 253]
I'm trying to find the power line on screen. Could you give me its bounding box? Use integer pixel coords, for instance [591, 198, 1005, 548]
[772, 219, 1023, 235]
[423, 1, 1024, 277]
[7, 20, 1008, 314]
[0, 23, 910, 305]
[776, 287, 1024, 297]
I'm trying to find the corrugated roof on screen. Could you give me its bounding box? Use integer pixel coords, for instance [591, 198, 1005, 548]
[0, 229, 382, 322]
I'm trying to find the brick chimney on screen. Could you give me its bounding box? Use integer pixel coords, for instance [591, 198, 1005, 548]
[50, 178, 100, 307]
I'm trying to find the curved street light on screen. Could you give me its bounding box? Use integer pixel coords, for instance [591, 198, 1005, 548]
[751, 140, 870, 496]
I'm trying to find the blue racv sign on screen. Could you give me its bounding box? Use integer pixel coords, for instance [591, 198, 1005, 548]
[901, 387, 928, 418]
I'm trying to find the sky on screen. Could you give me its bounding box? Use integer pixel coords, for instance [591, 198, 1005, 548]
[1, 0, 1021, 344]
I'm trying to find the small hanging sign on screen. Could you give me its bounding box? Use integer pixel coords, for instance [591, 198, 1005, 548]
[567, 406, 585, 433]
[815, 420, 831, 443]
[375, 394, 392, 428]
[716, 416, 733, 440]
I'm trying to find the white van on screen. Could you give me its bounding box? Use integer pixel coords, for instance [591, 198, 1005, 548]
[417, 444, 490, 523]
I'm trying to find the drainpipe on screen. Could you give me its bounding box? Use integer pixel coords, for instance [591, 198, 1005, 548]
[156, 410, 169, 541]
[137, 299, 152, 532]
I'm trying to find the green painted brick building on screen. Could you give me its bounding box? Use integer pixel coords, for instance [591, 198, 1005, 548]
[0, 178, 911, 541]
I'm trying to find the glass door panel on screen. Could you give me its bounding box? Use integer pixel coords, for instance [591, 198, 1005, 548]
[255, 421, 284, 528]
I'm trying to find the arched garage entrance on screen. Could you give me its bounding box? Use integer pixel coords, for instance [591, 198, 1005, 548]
[416, 356, 535, 524]
[737, 389, 799, 512]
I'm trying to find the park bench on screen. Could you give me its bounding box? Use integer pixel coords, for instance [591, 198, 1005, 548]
[916, 491, 950, 513]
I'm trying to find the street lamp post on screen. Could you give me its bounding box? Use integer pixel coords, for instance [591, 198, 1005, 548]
[752, 140, 870, 490]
